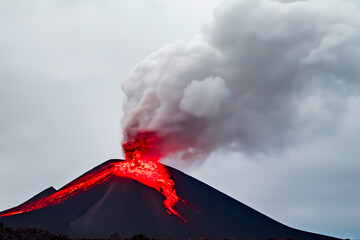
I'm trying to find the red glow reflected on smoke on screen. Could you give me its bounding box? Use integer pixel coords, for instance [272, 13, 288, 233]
[0, 131, 184, 221]
[122, 131, 162, 162]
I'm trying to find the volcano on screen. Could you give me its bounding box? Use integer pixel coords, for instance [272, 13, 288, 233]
[0, 159, 336, 239]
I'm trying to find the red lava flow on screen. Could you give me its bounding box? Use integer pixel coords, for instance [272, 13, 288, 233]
[0, 131, 184, 221]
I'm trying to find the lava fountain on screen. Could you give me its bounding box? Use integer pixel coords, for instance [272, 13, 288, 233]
[0, 131, 184, 220]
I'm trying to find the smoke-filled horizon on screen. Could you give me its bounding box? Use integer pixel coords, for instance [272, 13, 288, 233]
[121, 0, 360, 163]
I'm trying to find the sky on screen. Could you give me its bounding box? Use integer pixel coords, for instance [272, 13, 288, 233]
[0, 0, 359, 239]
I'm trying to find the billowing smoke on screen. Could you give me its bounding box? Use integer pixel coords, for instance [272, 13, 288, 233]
[121, 0, 360, 162]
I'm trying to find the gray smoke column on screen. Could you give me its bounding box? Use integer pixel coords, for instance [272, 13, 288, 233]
[121, 0, 360, 162]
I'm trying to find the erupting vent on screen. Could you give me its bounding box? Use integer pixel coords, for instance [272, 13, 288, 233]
[0, 131, 184, 220]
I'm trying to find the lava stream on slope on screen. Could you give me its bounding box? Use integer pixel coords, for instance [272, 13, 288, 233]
[0, 132, 184, 220]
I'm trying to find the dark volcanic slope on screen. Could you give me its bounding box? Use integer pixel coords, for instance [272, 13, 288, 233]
[0, 159, 336, 240]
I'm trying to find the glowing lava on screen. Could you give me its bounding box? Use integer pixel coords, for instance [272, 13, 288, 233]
[0, 131, 183, 220]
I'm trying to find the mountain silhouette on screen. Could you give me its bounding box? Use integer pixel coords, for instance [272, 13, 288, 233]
[0, 159, 337, 239]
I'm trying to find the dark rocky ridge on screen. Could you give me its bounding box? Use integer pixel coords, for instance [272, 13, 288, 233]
[0, 159, 339, 240]
[1, 223, 316, 240]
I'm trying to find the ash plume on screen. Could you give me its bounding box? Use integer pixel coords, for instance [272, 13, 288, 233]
[121, 0, 360, 162]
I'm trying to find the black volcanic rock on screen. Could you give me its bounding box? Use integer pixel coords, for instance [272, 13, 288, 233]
[0, 159, 337, 240]
[0, 224, 69, 240]
[21, 186, 57, 205]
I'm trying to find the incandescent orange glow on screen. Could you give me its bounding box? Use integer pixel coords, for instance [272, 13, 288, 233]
[0, 131, 184, 220]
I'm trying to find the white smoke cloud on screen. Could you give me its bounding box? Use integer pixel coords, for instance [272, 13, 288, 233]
[121, 0, 360, 162]
[179, 76, 231, 118]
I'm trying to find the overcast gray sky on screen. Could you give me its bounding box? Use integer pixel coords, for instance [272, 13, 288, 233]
[0, 1, 359, 239]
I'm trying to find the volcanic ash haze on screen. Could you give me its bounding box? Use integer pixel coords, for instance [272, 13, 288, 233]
[121, 0, 360, 162]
